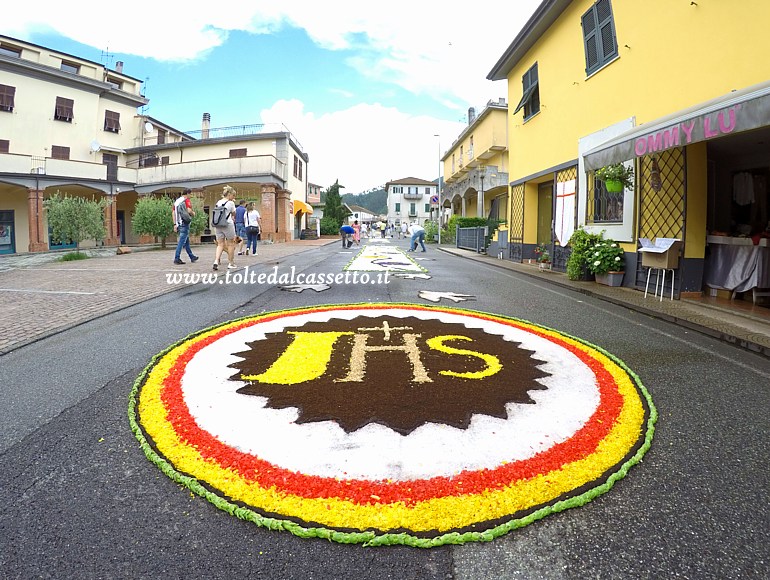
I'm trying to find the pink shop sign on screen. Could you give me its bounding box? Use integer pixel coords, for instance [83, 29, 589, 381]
[634, 105, 742, 157]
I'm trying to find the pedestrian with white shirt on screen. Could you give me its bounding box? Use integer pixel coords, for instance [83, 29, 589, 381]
[213, 186, 238, 270]
[244, 202, 261, 256]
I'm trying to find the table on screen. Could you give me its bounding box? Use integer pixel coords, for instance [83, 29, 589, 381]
[704, 236, 770, 302]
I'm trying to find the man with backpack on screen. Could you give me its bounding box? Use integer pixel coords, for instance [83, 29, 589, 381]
[172, 189, 199, 265]
[211, 185, 238, 270]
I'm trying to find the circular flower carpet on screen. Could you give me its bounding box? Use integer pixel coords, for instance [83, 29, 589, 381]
[129, 304, 656, 547]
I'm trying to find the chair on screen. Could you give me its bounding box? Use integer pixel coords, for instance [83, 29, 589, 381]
[644, 267, 676, 301]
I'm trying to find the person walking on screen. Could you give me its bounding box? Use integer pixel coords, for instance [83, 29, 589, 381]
[352, 220, 361, 246]
[408, 221, 426, 252]
[172, 189, 199, 265]
[245, 202, 261, 256]
[235, 199, 248, 256]
[380, 221, 386, 238]
[400, 222, 408, 240]
[213, 186, 238, 270]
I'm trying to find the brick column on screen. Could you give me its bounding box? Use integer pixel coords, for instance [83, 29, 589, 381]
[275, 188, 292, 242]
[27, 189, 47, 252]
[102, 194, 119, 246]
[260, 184, 276, 243]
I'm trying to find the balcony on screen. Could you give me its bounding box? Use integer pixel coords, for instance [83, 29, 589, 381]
[402, 191, 423, 199]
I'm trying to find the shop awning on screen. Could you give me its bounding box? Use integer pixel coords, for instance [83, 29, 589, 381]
[584, 80, 770, 170]
[293, 200, 313, 215]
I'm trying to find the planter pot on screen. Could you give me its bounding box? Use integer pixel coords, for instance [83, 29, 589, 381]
[604, 179, 624, 193]
[595, 271, 625, 287]
[538, 261, 552, 271]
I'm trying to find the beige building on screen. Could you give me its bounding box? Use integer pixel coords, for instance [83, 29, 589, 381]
[441, 100, 509, 222]
[0, 34, 310, 254]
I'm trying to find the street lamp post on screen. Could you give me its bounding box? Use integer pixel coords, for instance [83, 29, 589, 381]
[434, 134, 441, 245]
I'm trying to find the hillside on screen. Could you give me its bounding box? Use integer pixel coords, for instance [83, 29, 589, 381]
[340, 188, 388, 215]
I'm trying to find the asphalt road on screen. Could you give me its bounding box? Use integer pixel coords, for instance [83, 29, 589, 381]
[2, 239, 769, 579]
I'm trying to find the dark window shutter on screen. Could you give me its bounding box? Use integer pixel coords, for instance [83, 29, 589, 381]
[583, 0, 617, 74]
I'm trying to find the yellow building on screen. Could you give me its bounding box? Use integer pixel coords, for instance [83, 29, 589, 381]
[0, 34, 310, 254]
[488, 0, 770, 298]
[441, 100, 508, 223]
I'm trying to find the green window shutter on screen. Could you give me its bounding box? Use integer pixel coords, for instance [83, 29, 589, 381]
[582, 0, 618, 75]
[425, 204, 430, 213]
[395, 203, 401, 212]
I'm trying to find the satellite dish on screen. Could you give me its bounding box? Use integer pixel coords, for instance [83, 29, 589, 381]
[89, 140, 101, 153]
[144, 121, 154, 133]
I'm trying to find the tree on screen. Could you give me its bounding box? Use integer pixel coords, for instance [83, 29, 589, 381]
[189, 196, 208, 237]
[132, 195, 174, 248]
[44, 192, 108, 252]
[322, 180, 350, 227]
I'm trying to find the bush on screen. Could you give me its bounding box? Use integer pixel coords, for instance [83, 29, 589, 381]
[423, 220, 438, 242]
[565, 228, 604, 280]
[132, 195, 174, 248]
[320, 216, 340, 235]
[44, 192, 108, 250]
[587, 239, 625, 274]
[58, 251, 89, 261]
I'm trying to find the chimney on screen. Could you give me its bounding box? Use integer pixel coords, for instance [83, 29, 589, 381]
[468, 107, 476, 124]
[202, 112, 210, 139]
[115, 61, 123, 73]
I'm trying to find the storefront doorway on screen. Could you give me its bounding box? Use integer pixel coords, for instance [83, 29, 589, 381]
[0, 210, 15, 254]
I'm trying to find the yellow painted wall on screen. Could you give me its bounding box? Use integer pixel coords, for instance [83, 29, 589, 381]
[444, 108, 508, 182]
[506, 0, 770, 182]
[685, 142, 708, 259]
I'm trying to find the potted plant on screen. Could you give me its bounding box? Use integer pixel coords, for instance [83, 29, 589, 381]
[588, 239, 625, 286]
[565, 227, 603, 280]
[595, 163, 635, 193]
[534, 243, 551, 270]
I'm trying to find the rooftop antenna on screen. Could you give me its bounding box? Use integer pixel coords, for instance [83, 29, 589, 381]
[100, 46, 114, 68]
[140, 77, 150, 115]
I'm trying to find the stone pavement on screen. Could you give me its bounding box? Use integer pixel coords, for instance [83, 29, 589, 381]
[440, 247, 770, 359]
[0, 239, 337, 355]
[2, 240, 769, 359]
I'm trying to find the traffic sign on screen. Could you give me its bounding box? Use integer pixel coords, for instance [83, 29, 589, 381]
[430, 195, 439, 205]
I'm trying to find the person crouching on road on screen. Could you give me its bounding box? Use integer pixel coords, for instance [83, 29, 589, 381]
[340, 224, 355, 248]
[408, 221, 426, 252]
[213, 186, 238, 270]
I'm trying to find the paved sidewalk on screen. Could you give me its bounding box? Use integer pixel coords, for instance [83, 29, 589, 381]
[440, 246, 770, 359]
[0, 240, 336, 354]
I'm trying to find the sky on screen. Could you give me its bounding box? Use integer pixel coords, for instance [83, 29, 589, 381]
[5, 1, 542, 194]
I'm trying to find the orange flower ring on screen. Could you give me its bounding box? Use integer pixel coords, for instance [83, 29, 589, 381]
[129, 304, 656, 547]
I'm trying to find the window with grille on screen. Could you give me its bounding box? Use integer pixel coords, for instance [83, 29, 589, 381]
[0, 84, 15, 112]
[54, 97, 74, 122]
[582, 0, 618, 76]
[587, 172, 624, 223]
[0, 139, 9, 154]
[229, 148, 247, 158]
[104, 110, 120, 133]
[51, 145, 70, 160]
[513, 63, 539, 120]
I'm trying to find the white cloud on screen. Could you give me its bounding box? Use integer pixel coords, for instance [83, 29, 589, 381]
[6, 1, 539, 106]
[260, 100, 464, 193]
[6, 1, 541, 192]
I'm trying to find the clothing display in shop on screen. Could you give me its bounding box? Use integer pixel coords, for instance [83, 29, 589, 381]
[733, 171, 755, 206]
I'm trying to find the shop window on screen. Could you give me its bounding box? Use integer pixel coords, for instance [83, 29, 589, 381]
[513, 62, 539, 120]
[0, 210, 16, 255]
[582, 0, 618, 76]
[51, 145, 70, 160]
[229, 148, 247, 158]
[54, 97, 74, 122]
[104, 110, 121, 133]
[0, 84, 15, 112]
[0, 139, 9, 154]
[587, 174, 624, 223]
